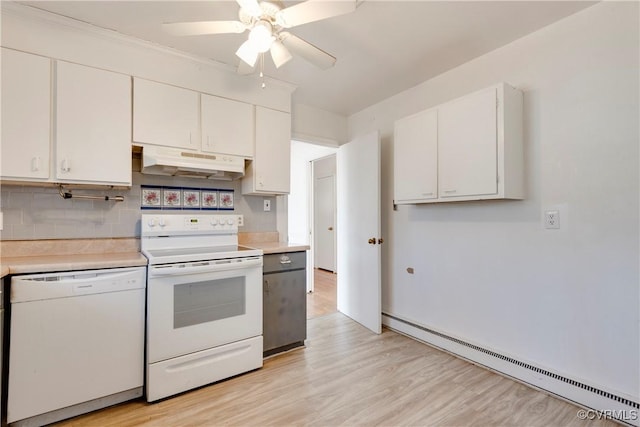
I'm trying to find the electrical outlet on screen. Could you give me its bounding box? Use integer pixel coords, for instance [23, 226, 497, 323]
[236, 215, 244, 227]
[544, 210, 560, 229]
[263, 199, 271, 212]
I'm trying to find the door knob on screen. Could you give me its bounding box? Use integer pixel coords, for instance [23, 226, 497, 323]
[368, 237, 376, 245]
[328, 227, 334, 231]
[378, 238, 384, 244]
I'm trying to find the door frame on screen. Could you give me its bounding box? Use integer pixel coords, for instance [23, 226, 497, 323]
[284, 141, 338, 294]
[311, 154, 337, 273]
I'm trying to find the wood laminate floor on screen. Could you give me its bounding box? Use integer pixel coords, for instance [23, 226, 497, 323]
[307, 268, 337, 319]
[55, 313, 616, 427]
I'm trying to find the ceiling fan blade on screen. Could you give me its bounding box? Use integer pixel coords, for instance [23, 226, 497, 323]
[237, 60, 257, 75]
[280, 32, 336, 69]
[276, 0, 357, 28]
[163, 21, 245, 36]
[236, 0, 263, 18]
[270, 41, 293, 69]
[236, 40, 260, 67]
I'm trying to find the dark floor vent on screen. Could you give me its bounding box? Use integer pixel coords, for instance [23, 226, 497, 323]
[383, 313, 639, 410]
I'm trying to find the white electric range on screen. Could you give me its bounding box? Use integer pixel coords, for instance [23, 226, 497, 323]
[141, 213, 263, 402]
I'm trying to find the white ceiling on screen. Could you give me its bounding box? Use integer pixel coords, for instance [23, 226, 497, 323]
[20, 1, 595, 116]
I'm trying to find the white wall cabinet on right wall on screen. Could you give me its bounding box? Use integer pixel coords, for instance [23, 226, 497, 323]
[394, 83, 523, 204]
[394, 109, 438, 203]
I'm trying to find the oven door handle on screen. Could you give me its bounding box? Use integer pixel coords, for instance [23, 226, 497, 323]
[149, 257, 262, 277]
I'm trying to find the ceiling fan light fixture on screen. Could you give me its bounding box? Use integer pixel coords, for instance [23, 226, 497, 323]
[270, 40, 292, 68]
[236, 40, 259, 67]
[248, 20, 274, 53]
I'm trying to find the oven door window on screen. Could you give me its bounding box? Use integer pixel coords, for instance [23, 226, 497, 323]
[146, 262, 262, 363]
[174, 277, 245, 328]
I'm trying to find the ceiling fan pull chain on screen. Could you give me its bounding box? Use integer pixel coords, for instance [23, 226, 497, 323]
[260, 53, 266, 89]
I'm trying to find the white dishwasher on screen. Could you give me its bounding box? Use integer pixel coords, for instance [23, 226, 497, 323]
[7, 266, 146, 426]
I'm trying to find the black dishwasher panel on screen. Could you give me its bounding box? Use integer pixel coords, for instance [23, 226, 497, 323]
[263, 252, 306, 357]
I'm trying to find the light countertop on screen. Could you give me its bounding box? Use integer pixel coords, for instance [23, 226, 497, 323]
[1, 252, 147, 277]
[242, 242, 309, 255]
[0, 237, 308, 278]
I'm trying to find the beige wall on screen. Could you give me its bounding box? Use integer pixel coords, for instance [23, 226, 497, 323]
[349, 1, 639, 401]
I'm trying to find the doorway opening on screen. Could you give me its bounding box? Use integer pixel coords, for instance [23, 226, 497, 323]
[288, 140, 338, 319]
[308, 268, 337, 318]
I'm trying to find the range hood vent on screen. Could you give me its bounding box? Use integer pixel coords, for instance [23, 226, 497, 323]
[141, 146, 245, 181]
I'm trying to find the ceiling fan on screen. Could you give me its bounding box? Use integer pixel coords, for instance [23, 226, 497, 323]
[163, 0, 356, 75]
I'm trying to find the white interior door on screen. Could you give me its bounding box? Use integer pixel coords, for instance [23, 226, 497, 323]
[314, 174, 336, 272]
[336, 131, 381, 334]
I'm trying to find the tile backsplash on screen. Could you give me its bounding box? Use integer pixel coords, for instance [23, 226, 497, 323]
[0, 157, 277, 240]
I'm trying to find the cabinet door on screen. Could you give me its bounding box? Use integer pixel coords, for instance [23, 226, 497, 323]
[263, 268, 307, 353]
[252, 106, 290, 194]
[133, 78, 199, 150]
[438, 87, 498, 198]
[201, 94, 254, 157]
[394, 109, 438, 202]
[1, 48, 51, 180]
[55, 61, 131, 185]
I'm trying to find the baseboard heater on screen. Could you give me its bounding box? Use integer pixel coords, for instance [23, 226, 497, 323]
[382, 312, 639, 427]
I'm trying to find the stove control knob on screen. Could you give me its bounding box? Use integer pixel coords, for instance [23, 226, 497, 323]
[159, 218, 167, 227]
[148, 218, 156, 227]
[210, 218, 219, 226]
[227, 218, 234, 225]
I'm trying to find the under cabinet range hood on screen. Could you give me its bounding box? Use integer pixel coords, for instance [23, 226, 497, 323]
[141, 146, 245, 180]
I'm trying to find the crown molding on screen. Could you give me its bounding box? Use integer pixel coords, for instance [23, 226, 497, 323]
[0, 1, 297, 93]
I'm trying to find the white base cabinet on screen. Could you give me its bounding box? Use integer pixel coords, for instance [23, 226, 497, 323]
[242, 106, 291, 195]
[394, 83, 523, 204]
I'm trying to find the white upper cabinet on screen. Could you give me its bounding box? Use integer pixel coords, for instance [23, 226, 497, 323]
[133, 78, 199, 151]
[394, 83, 523, 204]
[1, 48, 51, 181]
[438, 86, 498, 198]
[242, 106, 291, 195]
[394, 109, 438, 203]
[55, 61, 132, 185]
[1, 53, 131, 186]
[201, 94, 254, 158]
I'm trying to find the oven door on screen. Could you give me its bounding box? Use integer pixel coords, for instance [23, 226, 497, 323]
[147, 256, 262, 364]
